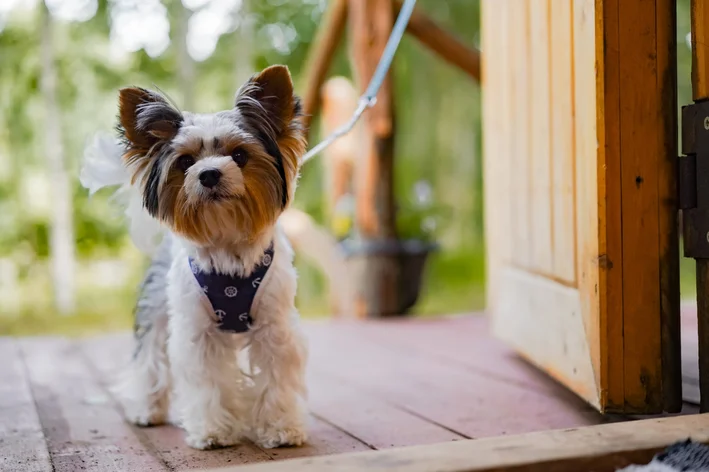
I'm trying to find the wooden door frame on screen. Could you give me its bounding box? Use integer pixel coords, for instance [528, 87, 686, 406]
[596, 0, 681, 414]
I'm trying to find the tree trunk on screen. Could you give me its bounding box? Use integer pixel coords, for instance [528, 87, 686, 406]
[233, 0, 255, 87]
[347, 0, 401, 317]
[176, 3, 195, 110]
[40, 1, 76, 315]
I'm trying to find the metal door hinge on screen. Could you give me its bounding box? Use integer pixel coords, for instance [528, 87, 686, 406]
[681, 101, 709, 258]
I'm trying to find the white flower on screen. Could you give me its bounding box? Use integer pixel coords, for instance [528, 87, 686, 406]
[224, 286, 238, 297]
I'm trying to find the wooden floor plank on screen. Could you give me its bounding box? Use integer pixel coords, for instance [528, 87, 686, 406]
[339, 315, 574, 393]
[0, 338, 52, 472]
[81, 333, 371, 465]
[80, 334, 274, 469]
[19, 337, 168, 472]
[209, 413, 709, 472]
[263, 415, 371, 461]
[1, 313, 638, 470]
[305, 321, 603, 438]
[307, 369, 465, 448]
[138, 424, 273, 470]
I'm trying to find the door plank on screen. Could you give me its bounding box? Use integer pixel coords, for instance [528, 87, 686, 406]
[573, 0, 609, 409]
[509, 0, 532, 269]
[0, 338, 52, 472]
[19, 337, 168, 472]
[550, 0, 576, 284]
[481, 0, 511, 311]
[492, 268, 600, 408]
[594, 0, 625, 411]
[529, 0, 553, 275]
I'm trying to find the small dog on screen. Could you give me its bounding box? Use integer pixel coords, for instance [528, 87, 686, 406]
[80, 65, 309, 450]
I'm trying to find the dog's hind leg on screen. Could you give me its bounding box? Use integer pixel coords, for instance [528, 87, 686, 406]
[115, 238, 172, 426]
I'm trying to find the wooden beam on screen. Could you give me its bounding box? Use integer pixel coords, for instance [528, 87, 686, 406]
[656, 0, 681, 413]
[300, 0, 348, 139]
[348, 0, 400, 317]
[204, 414, 709, 472]
[691, 0, 709, 413]
[394, 0, 480, 82]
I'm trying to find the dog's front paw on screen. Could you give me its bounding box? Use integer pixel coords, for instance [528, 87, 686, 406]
[185, 429, 242, 450]
[123, 402, 167, 427]
[254, 425, 308, 449]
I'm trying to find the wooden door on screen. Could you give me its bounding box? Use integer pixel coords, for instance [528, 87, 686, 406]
[481, 0, 681, 414]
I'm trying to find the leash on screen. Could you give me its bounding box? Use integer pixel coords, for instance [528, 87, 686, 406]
[301, 0, 418, 164]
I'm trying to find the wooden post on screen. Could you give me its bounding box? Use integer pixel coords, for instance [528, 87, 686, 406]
[691, 0, 709, 413]
[657, 0, 681, 414]
[301, 0, 349, 139]
[393, 0, 481, 82]
[320, 77, 359, 229]
[348, 0, 400, 317]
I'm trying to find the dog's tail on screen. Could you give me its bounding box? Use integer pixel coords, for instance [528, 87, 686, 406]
[80, 132, 164, 255]
[79, 132, 130, 195]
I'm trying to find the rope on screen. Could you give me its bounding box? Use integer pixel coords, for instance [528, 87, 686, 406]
[301, 0, 418, 164]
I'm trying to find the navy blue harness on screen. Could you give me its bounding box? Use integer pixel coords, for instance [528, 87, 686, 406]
[188, 243, 274, 333]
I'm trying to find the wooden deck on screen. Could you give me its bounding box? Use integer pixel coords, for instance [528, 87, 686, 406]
[1, 313, 696, 472]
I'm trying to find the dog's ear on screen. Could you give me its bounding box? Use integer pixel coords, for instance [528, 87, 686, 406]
[234, 65, 299, 138]
[118, 87, 183, 153]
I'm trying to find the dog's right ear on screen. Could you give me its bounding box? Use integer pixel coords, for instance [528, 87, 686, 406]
[118, 87, 183, 154]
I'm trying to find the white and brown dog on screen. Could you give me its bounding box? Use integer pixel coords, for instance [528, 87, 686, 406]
[80, 65, 309, 450]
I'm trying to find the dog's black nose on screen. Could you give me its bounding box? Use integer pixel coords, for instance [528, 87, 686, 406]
[199, 169, 221, 188]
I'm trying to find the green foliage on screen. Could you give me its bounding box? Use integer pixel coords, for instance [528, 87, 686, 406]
[0, 0, 489, 335]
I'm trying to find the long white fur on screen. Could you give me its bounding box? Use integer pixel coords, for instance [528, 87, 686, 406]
[80, 133, 164, 255]
[80, 130, 309, 450]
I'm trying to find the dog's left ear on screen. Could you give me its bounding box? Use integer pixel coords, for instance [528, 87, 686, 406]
[235, 65, 299, 138]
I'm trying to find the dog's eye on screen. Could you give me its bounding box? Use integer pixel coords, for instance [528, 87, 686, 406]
[176, 155, 195, 173]
[231, 148, 249, 168]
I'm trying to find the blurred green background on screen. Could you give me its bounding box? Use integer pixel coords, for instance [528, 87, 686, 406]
[0, 0, 699, 336]
[0, 0, 484, 336]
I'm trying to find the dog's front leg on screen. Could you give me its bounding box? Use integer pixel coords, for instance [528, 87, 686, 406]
[248, 312, 308, 449]
[167, 265, 249, 450]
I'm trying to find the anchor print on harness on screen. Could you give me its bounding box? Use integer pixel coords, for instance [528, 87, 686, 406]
[188, 243, 275, 333]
